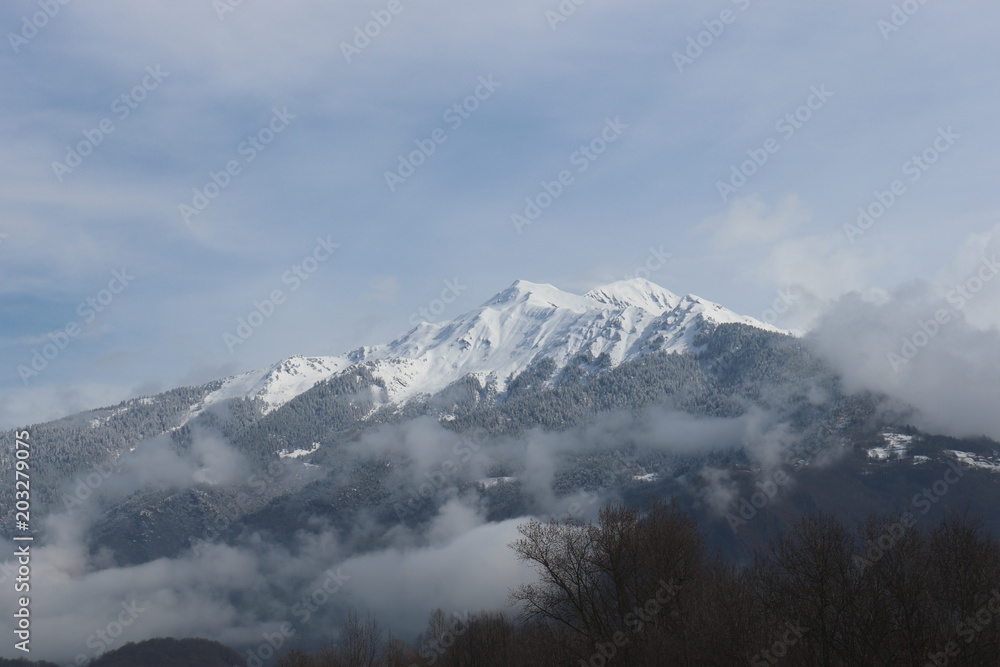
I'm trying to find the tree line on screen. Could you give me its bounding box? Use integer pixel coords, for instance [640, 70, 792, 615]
[8, 503, 996, 666]
[274, 502, 1000, 666]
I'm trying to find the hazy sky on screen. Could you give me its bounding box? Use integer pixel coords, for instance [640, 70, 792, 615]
[3, 0, 1000, 429]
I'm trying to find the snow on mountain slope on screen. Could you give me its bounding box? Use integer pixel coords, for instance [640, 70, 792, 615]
[637, 294, 787, 352]
[201, 279, 790, 414]
[584, 279, 682, 314]
[349, 279, 788, 403]
[197, 355, 350, 415]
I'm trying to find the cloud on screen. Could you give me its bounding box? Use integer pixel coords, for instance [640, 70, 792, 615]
[5, 527, 341, 662]
[632, 408, 753, 455]
[800, 223, 1000, 441]
[364, 275, 401, 302]
[931, 221, 1000, 330]
[704, 194, 810, 248]
[0, 382, 133, 430]
[1, 394, 819, 662]
[807, 284, 1000, 442]
[337, 516, 533, 639]
[1, 493, 531, 663]
[6, 0, 1000, 431]
[105, 429, 250, 495]
[694, 194, 893, 332]
[757, 233, 886, 304]
[698, 467, 739, 516]
[6, 0, 1000, 660]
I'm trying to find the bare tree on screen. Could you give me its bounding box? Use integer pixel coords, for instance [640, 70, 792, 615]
[764, 514, 855, 666]
[341, 610, 382, 667]
[508, 501, 700, 663]
[276, 648, 316, 667]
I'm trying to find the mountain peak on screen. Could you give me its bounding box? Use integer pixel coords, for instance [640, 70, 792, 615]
[203, 278, 789, 416]
[484, 280, 586, 309]
[584, 278, 682, 315]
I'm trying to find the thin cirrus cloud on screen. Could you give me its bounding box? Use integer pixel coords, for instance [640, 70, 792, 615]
[1, 0, 999, 429]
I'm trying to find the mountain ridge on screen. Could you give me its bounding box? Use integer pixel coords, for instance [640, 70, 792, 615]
[5, 276, 1000, 661]
[194, 278, 788, 422]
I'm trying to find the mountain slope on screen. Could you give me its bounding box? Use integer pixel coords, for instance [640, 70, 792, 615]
[1, 278, 794, 536]
[5, 277, 1000, 661]
[199, 278, 787, 417]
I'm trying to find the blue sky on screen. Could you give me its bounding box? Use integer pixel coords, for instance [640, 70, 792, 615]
[2, 0, 1000, 429]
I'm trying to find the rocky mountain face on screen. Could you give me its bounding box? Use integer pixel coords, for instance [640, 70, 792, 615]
[3, 279, 999, 567]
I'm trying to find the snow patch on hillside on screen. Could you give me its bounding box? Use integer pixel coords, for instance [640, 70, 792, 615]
[947, 450, 1000, 473]
[278, 442, 322, 459]
[478, 476, 516, 488]
[868, 433, 914, 460]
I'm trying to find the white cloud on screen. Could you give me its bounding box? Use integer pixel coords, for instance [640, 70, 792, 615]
[704, 194, 810, 248]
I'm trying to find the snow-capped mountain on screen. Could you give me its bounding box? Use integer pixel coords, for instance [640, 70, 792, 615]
[197, 278, 787, 417]
[11, 275, 1000, 580]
